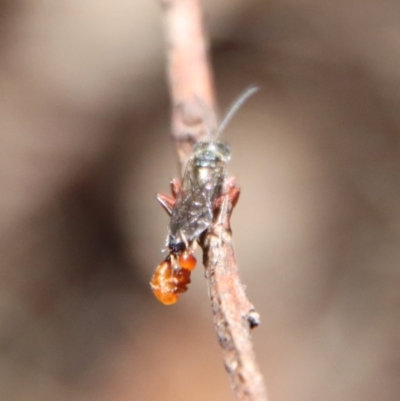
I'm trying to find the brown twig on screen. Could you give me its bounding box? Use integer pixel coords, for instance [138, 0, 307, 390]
[202, 194, 267, 401]
[161, 0, 217, 172]
[161, 1, 268, 400]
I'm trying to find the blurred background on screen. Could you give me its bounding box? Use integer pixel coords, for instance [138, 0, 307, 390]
[1, 0, 400, 400]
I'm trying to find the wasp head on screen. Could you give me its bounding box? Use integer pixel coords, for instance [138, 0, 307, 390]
[193, 141, 231, 167]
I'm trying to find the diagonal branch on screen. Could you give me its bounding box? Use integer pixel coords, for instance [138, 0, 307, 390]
[202, 193, 267, 401]
[161, 0, 217, 172]
[160, 1, 268, 400]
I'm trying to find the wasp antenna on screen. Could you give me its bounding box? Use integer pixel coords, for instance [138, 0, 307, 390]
[216, 85, 259, 138]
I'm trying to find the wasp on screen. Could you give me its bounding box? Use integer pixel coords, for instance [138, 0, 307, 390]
[151, 86, 258, 305]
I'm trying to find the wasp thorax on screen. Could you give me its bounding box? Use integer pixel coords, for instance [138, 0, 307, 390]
[193, 141, 231, 166]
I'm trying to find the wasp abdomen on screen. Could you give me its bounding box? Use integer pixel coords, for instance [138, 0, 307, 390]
[150, 253, 196, 305]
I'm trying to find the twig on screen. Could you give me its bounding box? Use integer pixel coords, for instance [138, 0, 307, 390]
[161, 1, 268, 400]
[202, 194, 267, 401]
[161, 0, 216, 172]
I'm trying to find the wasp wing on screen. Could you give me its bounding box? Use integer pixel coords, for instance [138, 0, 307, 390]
[169, 158, 226, 244]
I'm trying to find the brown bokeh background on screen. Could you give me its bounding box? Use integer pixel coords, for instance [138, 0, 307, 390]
[1, 1, 400, 400]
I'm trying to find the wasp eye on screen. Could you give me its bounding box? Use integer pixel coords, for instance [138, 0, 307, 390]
[178, 252, 197, 271]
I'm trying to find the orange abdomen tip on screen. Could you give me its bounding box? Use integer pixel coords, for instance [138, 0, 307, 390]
[152, 289, 179, 305]
[178, 252, 197, 271]
[150, 260, 179, 305]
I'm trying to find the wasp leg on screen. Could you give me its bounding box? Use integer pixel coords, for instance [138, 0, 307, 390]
[170, 178, 181, 198]
[229, 185, 241, 207]
[214, 184, 241, 209]
[157, 193, 175, 215]
[223, 176, 237, 192]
